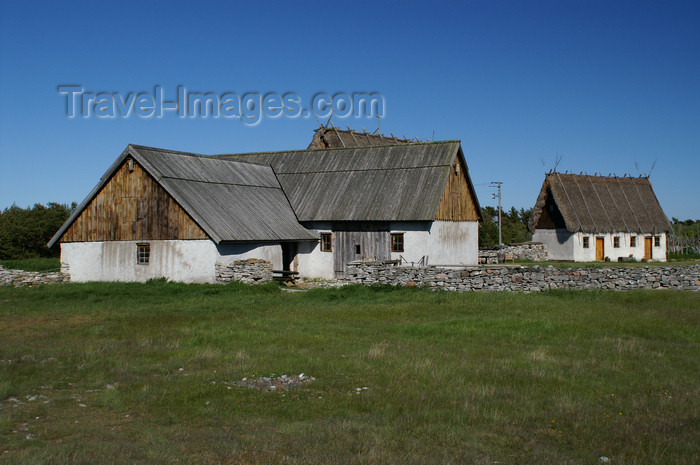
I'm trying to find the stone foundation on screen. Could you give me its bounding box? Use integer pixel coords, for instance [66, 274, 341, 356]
[479, 242, 548, 264]
[215, 259, 273, 284]
[343, 261, 700, 292]
[0, 265, 69, 287]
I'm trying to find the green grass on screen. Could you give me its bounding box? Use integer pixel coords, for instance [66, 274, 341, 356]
[1, 282, 699, 464]
[0, 257, 60, 272]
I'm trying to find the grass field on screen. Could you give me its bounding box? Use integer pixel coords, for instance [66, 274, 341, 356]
[1, 282, 699, 464]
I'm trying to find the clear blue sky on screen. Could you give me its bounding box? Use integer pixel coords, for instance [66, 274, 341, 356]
[1, 0, 698, 219]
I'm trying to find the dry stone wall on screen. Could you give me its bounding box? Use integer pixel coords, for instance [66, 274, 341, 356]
[215, 259, 273, 284]
[479, 242, 548, 264]
[0, 265, 68, 287]
[343, 261, 700, 292]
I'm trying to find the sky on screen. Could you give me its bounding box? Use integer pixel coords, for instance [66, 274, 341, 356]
[1, 0, 699, 220]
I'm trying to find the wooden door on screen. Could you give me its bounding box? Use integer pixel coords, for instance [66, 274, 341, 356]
[333, 224, 389, 275]
[644, 236, 652, 260]
[595, 237, 605, 261]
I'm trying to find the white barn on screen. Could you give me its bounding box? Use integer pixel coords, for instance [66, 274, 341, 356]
[49, 129, 482, 282]
[529, 172, 671, 262]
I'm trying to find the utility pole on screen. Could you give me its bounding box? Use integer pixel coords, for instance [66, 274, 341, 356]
[490, 181, 503, 246]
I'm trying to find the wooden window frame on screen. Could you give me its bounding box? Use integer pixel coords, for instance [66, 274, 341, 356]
[391, 233, 404, 253]
[320, 233, 332, 252]
[613, 236, 620, 248]
[654, 236, 661, 247]
[582, 237, 589, 249]
[630, 236, 636, 248]
[137, 242, 150, 265]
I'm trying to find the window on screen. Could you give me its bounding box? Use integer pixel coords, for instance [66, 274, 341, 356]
[355, 244, 361, 255]
[582, 237, 589, 249]
[391, 233, 404, 252]
[137, 243, 150, 265]
[320, 233, 332, 252]
[630, 236, 636, 247]
[613, 237, 620, 248]
[654, 236, 661, 247]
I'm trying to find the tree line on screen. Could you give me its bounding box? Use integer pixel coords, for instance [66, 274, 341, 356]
[670, 218, 700, 238]
[478, 206, 533, 248]
[0, 203, 76, 259]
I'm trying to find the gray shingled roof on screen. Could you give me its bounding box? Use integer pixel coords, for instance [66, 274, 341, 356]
[218, 141, 481, 222]
[529, 172, 671, 234]
[48, 145, 317, 246]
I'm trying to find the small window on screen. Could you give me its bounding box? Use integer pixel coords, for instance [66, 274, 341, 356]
[613, 237, 620, 248]
[137, 243, 150, 265]
[320, 233, 332, 252]
[391, 233, 404, 253]
[582, 237, 589, 249]
[355, 244, 361, 255]
[654, 236, 661, 247]
[630, 236, 636, 248]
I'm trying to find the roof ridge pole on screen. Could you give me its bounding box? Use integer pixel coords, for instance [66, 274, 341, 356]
[614, 176, 643, 233]
[362, 128, 373, 145]
[346, 125, 360, 145]
[555, 173, 585, 232]
[390, 132, 399, 143]
[630, 179, 658, 234]
[571, 174, 599, 233]
[597, 176, 628, 233]
[331, 124, 346, 147]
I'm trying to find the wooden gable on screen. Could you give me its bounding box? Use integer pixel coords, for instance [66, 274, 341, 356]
[434, 154, 480, 221]
[61, 158, 208, 242]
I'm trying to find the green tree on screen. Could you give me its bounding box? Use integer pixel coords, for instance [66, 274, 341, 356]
[478, 206, 533, 249]
[0, 202, 75, 259]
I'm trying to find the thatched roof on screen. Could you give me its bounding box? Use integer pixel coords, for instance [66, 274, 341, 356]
[307, 125, 413, 149]
[529, 173, 671, 234]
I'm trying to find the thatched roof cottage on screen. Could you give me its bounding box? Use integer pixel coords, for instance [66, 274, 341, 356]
[529, 172, 671, 261]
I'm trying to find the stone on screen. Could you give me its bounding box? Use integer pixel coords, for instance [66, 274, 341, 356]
[0, 265, 68, 287]
[339, 261, 699, 294]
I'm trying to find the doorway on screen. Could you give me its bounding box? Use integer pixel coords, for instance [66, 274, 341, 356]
[644, 236, 653, 260]
[282, 242, 297, 272]
[595, 237, 605, 261]
[333, 224, 390, 276]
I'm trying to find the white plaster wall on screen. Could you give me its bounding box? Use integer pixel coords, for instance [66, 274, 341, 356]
[573, 232, 667, 262]
[296, 241, 335, 279]
[62, 240, 282, 283]
[216, 243, 282, 269]
[389, 221, 479, 266]
[294, 221, 479, 277]
[532, 229, 575, 261]
[533, 230, 667, 262]
[295, 223, 334, 279]
[571, 232, 596, 262]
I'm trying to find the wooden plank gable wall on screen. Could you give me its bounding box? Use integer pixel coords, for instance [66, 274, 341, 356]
[61, 159, 208, 242]
[434, 155, 480, 221]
